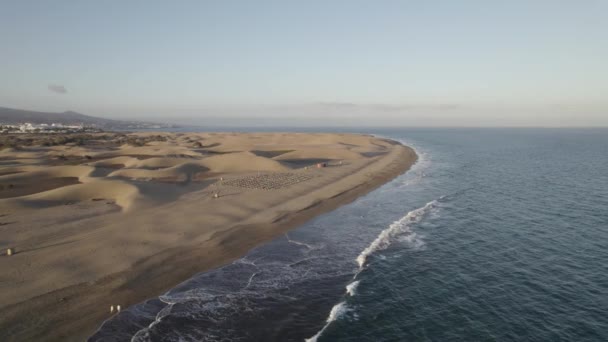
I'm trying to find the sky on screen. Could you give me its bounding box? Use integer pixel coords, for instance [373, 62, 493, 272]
[1, 0, 607, 127]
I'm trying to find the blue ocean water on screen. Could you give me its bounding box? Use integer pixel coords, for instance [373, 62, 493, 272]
[90, 128, 608, 341]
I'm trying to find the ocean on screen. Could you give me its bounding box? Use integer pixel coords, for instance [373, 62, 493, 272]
[90, 128, 608, 341]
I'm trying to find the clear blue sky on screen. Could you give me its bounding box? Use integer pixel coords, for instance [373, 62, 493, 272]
[1, 0, 606, 126]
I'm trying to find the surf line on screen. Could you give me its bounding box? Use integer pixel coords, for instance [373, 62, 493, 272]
[305, 302, 349, 342]
[305, 198, 441, 341]
[356, 198, 439, 268]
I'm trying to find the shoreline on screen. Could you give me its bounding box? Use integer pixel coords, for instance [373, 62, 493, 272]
[0, 134, 416, 341]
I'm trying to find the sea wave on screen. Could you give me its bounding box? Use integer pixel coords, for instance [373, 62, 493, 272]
[356, 199, 439, 268]
[305, 198, 440, 341]
[346, 280, 360, 296]
[305, 302, 349, 342]
[396, 139, 430, 187]
[131, 302, 174, 342]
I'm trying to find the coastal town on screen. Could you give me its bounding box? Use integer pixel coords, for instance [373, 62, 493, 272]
[0, 122, 102, 134]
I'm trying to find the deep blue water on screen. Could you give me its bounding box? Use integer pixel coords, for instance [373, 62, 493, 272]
[91, 128, 608, 341]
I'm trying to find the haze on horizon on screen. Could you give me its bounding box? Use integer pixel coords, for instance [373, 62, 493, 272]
[1, 1, 606, 127]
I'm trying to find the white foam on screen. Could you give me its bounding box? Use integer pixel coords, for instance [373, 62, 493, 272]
[233, 257, 259, 266]
[346, 280, 360, 296]
[285, 232, 315, 250]
[305, 302, 349, 342]
[131, 303, 174, 342]
[393, 138, 430, 187]
[305, 198, 441, 341]
[356, 199, 439, 268]
[244, 272, 258, 289]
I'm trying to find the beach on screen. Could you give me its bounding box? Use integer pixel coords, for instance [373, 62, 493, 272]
[0, 132, 416, 341]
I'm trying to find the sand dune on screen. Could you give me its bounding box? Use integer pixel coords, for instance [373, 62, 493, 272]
[198, 151, 290, 172]
[6, 179, 141, 211]
[0, 165, 95, 181]
[88, 156, 135, 168]
[0, 149, 46, 159]
[89, 156, 195, 170]
[0, 132, 404, 214]
[102, 145, 202, 158]
[0, 133, 394, 211]
[0, 132, 417, 341]
[274, 147, 363, 161]
[123, 157, 196, 169]
[108, 162, 209, 182]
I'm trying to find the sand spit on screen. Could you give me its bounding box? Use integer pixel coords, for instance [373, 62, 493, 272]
[0, 132, 416, 341]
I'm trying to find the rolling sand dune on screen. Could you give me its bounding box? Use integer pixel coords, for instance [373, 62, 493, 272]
[10, 179, 141, 211]
[0, 149, 46, 160]
[198, 151, 290, 173]
[0, 165, 95, 180]
[0, 132, 417, 341]
[88, 156, 135, 168]
[108, 163, 209, 183]
[121, 157, 197, 169]
[274, 147, 363, 161]
[102, 145, 202, 158]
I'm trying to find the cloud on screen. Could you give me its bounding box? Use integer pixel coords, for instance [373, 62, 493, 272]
[315, 102, 411, 111]
[48, 84, 67, 94]
[314, 102, 461, 112]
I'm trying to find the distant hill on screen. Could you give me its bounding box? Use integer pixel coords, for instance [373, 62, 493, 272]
[0, 107, 174, 130]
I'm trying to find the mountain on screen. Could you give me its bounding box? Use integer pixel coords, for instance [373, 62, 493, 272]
[0, 107, 174, 130]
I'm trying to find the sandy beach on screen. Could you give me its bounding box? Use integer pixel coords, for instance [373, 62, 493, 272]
[0, 132, 416, 341]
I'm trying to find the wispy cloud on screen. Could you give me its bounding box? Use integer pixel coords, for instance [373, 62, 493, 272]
[48, 84, 67, 94]
[314, 102, 461, 111]
[315, 102, 410, 111]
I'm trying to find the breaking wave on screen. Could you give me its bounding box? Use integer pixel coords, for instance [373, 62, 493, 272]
[356, 199, 439, 268]
[306, 197, 440, 341]
[305, 302, 349, 342]
[346, 281, 360, 296]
